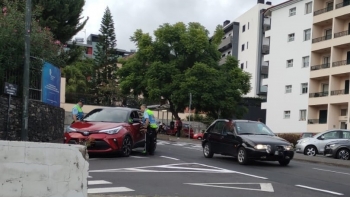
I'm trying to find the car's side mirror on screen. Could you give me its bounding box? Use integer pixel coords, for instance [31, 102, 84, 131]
[227, 132, 235, 137]
[318, 135, 325, 140]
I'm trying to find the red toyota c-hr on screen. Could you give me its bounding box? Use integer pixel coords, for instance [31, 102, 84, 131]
[64, 107, 153, 157]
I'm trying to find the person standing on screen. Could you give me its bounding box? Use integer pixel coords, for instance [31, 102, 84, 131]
[175, 118, 182, 137]
[140, 104, 158, 155]
[72, 99, 84, 123]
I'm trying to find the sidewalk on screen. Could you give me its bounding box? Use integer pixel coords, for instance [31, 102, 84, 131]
[157, 134, 350, 167]
[89, 195, 177, 197]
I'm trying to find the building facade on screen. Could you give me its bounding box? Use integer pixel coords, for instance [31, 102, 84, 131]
[218, 0, 272, 98]
[307, 0, 350, 132]
[262, 0, 314, 133]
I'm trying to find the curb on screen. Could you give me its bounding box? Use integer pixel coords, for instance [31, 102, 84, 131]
[157, 135, 350, 168]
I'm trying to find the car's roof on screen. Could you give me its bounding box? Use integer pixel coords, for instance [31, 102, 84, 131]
[215, 119, 259, 123]
[94, 107, 140, 112]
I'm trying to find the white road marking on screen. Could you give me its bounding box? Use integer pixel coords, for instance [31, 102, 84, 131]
[88, 176, 92, 178]
[184, 147, 202, 151]
[160, 156, 180, 160]
[130, 156, 146, 159]
[89, 163, 268, 179]
[88, 187, 134, 194]
[88, 180, 112, 185]
[313, 168, 350, 176]
[295, 185, 344, 196]
[184, 183, 274, 192]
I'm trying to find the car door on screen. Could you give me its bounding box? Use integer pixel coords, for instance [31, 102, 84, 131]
[316, 130, 342, 153]
[206, 121, 225, 153]
[129, 111, 143, 146]
[221, 122, 239, 156]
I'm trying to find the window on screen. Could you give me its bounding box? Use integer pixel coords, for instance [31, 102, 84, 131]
[304, 29, 311, 41]
[246, 61, 248, 68]
[212, 121, 226, 134]
[288, 33, 295, 42]
[284, 111, 291, 119]
[289, 7, 296, 16]
[241, 63, 244, 69]
[305, 2, 312, 14]
[341, 109, 348, 116]
[287, 59, 293, 68]
[247, 42, 248, 49]
[285, 85, 292, 93]
[301, 83, 308, 94]
[248, 22, 249, 29]
[242, 44, 245, 51]
[228, 51, 231, 55]
[242, 25, 246, 32]
[221, 53, 226, 57]
[302, 56, 309, 67]
[228, 33, 232, 36]
[300, 110, 306, 121]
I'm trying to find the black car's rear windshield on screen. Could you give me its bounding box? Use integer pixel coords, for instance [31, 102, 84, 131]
[235, 122, 275, 136]
[83, 108, 129, 123]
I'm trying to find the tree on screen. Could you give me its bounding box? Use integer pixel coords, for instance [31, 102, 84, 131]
[91, 6, 119, 105]
[118, 22, 251, 119]
[62, 58, 94, 93]
[0, 0, 63, 83]
[0, 0, 88, 43]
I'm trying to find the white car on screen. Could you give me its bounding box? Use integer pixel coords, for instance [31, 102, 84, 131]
[295, 129, 350, 156]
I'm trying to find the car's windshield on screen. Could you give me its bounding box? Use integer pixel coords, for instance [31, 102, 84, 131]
[301, 133, 313, 138]
[83, 108, 128, 123]
[235, 122, 275, 136]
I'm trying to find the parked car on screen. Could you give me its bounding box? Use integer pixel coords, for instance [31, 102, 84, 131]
[300, 132, 317, 139]
[64, 107, 154, 157]
[193, 130, 205, 140]
[324, 139, 350, 160]
[202, 119, 294, 166]
[295, 129, 350, 156]
[166, 123, 194, 138]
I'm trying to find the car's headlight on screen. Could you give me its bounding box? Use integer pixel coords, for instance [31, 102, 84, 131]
[283, 145, 293, 151]
[65, 126, 76, 133]
[99, 126, 123, 134]
[255, 144, 268, 150]
[329, 144, 336, 148]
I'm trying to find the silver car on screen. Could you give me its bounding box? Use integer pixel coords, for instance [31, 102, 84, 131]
[295, 129, 350, 156]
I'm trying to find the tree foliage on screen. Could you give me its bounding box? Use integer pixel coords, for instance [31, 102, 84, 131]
[118, 22, 251, 119]
[0, 0, 63, 79]
[62, 58, 94, 93]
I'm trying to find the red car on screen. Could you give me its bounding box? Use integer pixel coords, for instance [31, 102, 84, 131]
[166, 123, 194, 138]
[64, 107, 153, 157]
[193, 130, 204, 140]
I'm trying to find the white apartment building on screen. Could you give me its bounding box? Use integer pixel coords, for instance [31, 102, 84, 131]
[261, 0, 314, 133]
[218, 0, 272, 98]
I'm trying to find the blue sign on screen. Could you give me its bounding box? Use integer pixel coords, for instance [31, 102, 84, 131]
[41, 62, 61, 107]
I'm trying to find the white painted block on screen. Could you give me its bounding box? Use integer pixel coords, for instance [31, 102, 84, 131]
[0, 145, 9, 162]
[9, 141, 26, 147]
[6, 146, 26, 163]
[64, 190, 85, 197]
[24, 164, 49, 181]
[0, 140, 9, 146]
[25, 147, 47, 164]
[21, 181, 51, 197]
[49, 165, 71, 182]
[0, 180, 22, 197]
[0, 163, 27, 180]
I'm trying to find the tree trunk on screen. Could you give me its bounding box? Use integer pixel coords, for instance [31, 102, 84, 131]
[169, 100, 179, 120]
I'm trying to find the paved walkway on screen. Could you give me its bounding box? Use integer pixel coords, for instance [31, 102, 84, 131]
[156, 134, 350, 167]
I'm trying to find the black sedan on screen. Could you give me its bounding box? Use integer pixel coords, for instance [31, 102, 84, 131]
[202, 119, 294, 166]
[324, 139, 350, 160]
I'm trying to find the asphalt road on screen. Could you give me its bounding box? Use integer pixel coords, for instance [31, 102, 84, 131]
[87, 140, 350, 197]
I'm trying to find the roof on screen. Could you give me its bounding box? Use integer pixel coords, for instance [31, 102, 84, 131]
[264, 0, 302, 16]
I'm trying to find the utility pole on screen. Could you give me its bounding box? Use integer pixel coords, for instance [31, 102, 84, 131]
[22, 0, 32, 141]
[188, 93, 192, 139]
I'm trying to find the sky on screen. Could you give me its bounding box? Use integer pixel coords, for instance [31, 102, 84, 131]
[75, 0, 286, 51]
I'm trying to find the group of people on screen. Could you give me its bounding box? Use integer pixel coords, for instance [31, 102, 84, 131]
[71, 99, 159, 155]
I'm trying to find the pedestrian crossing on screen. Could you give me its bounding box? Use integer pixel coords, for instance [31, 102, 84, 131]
[87, 175, 135, 194]
[157, 140, 203, 151]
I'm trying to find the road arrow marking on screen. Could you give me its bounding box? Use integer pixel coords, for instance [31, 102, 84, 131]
[184, 183, 274, 192]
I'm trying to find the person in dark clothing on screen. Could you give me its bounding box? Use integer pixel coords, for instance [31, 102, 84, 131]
[176, 118, 182, 137]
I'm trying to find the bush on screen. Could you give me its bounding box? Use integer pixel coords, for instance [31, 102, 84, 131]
[277, 133, 300, 146]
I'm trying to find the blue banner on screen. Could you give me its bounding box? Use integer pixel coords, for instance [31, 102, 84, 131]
[41, 62, 61, 107]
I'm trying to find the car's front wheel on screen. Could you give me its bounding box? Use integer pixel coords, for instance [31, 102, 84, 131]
[203, 142, 214, 158]
[121, 136, 132, 157]
[304, 145, 317, 156]
[237, 147, 249, 165]
[278, 159, 290, 166]
[337, 148, 350, 160]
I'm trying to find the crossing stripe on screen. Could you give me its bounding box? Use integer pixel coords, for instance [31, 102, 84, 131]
[88, 187, 134, 194]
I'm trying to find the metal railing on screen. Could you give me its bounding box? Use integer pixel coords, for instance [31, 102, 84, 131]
[314, 6, 333, 16]
[312, 34, 332, 43]
[308, 119, 327, 124]
[332, 60, 350, 67]
[310, 63, 330, 71]
[309, 91, 329, 98]
[334, 30, 349, 38]
[331, 89, 348, 96]
[336, 1, 350, 9]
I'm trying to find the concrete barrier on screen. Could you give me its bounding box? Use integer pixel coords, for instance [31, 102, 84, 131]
[0, 140, 89, 197]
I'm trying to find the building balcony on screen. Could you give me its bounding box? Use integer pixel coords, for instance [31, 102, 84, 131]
[308, 119, 327, 124]
[262, 37, 270, 54]
[314, 6, 333, 16]
[333, 60, 350, 67]
[331, 89, 348, 95]
[311, 63, 330, 71]
[263, 17, 271, 31]
[309, 91, 329, 98]
[312, 34, 332, 43]
[336, 1, 350, 9]
[261, 61, 269, 75]
[262, 78, 268, 86]
[218, 36, 233, 52]
[334, 30, 349, 38]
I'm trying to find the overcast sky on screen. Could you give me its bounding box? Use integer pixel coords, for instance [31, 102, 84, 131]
[75, 0, 286, 51]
